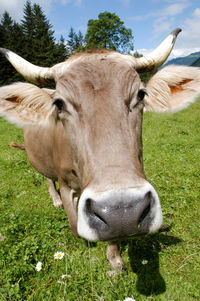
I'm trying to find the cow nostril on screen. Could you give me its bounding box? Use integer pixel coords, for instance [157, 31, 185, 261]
[85, 198, 108, 231]
[85, 198, 93, 215]
[138, 203, 151, 229]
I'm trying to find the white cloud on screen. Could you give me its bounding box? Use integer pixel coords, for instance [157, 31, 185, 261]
[163, 2, 189, 16]
[152, 1, 189, 38]
[176, 8, 200, 48]
[152, 17, 174, 38]
[169, 48, 200, 59]
[133, 4, 200, 58]
[0, 0, 82, 21]
[134, 47, 200, 60]
[128, 1, 190, 38]
[0, 0, 53, 21]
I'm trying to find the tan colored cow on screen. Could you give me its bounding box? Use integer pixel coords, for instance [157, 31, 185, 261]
[0, 29, 200, 270]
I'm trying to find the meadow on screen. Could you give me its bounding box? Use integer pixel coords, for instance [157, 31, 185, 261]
[0, 99, 200, 300]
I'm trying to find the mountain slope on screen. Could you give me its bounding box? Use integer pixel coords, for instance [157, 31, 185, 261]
[165, 51, 200, 66]
[191, 57, 200, 67]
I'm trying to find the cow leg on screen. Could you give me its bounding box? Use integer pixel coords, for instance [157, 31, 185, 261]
[107, 241, 124, 270]
[46, 178, 63, 208]
[59, 181, 78, 237]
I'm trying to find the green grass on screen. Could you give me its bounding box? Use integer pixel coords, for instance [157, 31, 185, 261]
[0, 100, 200, 301]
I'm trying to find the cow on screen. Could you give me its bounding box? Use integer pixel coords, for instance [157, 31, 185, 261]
[0, 28, 200, 270]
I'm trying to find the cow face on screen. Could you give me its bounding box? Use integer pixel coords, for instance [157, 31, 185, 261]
[52, 53, 162, 241]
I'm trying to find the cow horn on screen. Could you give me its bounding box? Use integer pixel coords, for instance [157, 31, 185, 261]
[134, 28, 182, 72]
[0, 48, 54, 84]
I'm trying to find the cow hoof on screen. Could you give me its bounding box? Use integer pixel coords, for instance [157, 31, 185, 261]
[107, 270, 119, 276]
[108, 255, 125, 271]
[53, 198, 63, 208]
[106, 241, 125, 272]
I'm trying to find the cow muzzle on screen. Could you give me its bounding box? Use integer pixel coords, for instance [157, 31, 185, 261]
[77, 183, 163, 241]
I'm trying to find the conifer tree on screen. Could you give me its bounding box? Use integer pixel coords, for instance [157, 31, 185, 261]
[0, 2, 69, 85]
[67, 27, 84, 53]
[0, 12, 24, 84]
[55, 35, 70, 62]
[21, 1, 35, 61]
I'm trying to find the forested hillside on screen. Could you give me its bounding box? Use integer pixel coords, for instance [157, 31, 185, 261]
[164, 51, 200, 67]
[191, 57, 200, 67]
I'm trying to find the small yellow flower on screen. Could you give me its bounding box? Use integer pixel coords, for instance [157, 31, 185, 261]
[141, 259, 148, 265]
[54, 251, 64, 259]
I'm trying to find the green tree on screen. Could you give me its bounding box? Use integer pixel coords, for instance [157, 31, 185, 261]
[0, 12, 24, 84]
[55, 35, 70, 62]
[67, 27, 84, 53]
[0, 1, 68, 85]
[21, 1, 57, 66]
[84, 11, 134, 53]
[21, 1, 35, 60]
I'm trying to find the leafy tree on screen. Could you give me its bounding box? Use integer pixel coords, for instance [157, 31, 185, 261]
[84, 11, 134, 53]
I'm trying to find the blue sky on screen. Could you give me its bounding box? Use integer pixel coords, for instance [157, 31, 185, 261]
[0, 0, 200, 59]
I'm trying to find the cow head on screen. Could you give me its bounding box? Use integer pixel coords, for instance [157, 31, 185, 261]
[1, 29, 200, 242]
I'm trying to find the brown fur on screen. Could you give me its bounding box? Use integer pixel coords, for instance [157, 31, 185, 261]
[0, 51, 200, 270]
[10, 142, 25, 150]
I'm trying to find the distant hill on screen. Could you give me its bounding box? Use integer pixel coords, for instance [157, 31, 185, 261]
[191, 57, 200, 67]
[164, 51, 200, 67]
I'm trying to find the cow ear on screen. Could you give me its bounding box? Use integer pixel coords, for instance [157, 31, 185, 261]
[0, 82, 55, 127]
[144, 65, 200, 113]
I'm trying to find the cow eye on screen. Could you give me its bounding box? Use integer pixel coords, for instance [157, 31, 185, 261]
[137, 89, 146, 101]
[53, 98, 66, 112]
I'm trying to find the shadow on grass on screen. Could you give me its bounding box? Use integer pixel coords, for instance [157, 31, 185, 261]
[122, 232, 182, 296]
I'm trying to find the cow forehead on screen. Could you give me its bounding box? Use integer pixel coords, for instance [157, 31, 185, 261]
[54, 51, 139, 82]
[54, 51, 141, 103]
[63, 50, 136, 68]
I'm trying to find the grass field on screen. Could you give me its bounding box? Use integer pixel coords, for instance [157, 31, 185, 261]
[0, 99, 200, 301]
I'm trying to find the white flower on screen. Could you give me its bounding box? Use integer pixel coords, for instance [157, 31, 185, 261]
[124, 298, 136, 301]
[54, 251, 64, 260]
[141, 259, 148, 265]
[57, 280, 65, 284]
[61, 274, 71, 279]
[36, 262, 42, 271]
